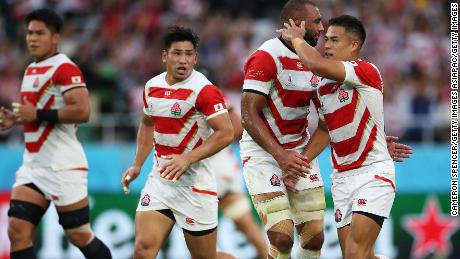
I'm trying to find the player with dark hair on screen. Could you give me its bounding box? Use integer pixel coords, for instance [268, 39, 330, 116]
[121, 26, 234, 259]
[0, 8, 112, 259]
[279, 14, 403, 259]
[241, 1, 327, 258]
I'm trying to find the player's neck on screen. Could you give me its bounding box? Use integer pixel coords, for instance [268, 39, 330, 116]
[35, 51, 59, 63]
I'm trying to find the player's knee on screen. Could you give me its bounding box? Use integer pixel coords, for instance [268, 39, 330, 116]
[299, 220, 324, 251]
[267, 230, 294, 252]
[65, 225, 93, 248]
[134, 237, 155, 257]
[344, 239, 360, 259]
[8, 218, 33, 244]
[222, 196, 251, 221]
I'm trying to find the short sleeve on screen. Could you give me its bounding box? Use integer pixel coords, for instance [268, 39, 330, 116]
[242, 50, 277, 95]
[142, 87, 152, 116]
[342, 60, 383, 92]
[195, 85, 228, 120]
[52, 63, 86, 93]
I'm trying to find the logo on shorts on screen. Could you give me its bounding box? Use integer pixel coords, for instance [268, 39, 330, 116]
[171, 102, 182, 116]
[357, 199, 367, 206]
[140, 194, 150, 206]
[309, 174, 319, 182]
[335, 209, 342, 223]
[270, 174, 281, 186]
[185, 217, 195, 225]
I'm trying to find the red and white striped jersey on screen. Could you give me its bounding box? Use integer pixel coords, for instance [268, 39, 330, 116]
[317, 59, 392, 172]
[143, 70, 228, 188]
[21, 53, 88, 170]
[240, 37, 320, 157]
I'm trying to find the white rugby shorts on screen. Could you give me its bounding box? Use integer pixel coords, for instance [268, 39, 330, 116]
[331, 160, 396, 228]
[137, 175, 218, 232]
[209, 147, 244, 198]
[13, 165, 88, 206]
[242, 155, 323, 195]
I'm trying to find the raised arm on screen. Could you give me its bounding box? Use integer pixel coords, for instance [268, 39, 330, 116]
[278, 19, 346, 82]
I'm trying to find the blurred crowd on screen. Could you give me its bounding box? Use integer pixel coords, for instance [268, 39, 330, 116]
[0, 0, 452, 143]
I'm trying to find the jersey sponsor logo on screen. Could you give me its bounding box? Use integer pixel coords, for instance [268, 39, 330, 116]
[185, 217, 195, 225]
[309, 174, 319, 182]
[270, 174, 281, 186]
[71, 76, 82, 84]
[335, 209, 342, 222]
[140, 194, 150, 206]
[33, 77, 40, 88]
[164, 90, 172, 96]
[296, 61, 303, 70]
[357, 198, 367, 206]
[214, 103, 224, 112]
[171, 102, 182, 116]
[338, 89, 349, 102]
[310, 75, 320, 88]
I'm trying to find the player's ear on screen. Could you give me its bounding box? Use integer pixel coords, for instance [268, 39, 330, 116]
[161, 50, 167, 63]
[52, 33, 60, 45]
[351, 40, 360, 52]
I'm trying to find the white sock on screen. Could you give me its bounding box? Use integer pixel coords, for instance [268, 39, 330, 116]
[294, 247, 321, 259]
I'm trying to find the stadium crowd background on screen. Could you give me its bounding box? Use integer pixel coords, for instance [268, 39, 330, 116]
[0, 0, 451, 144]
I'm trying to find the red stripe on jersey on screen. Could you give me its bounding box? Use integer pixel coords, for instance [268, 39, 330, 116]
[193, 138, 203, 149]
[319, 82, 341, 96]
[374, 175, 395, 192]
[332, 125, 378, 172]
[25, 123, 55, 153]
[153, 108, 195, 134]
[267, 97, 307, 135]
[323, 89, 359, 131]
[148, 87, 194, 101]
[352, 60, 383, 92]
[26, 66, 53, 75]
[261, 115, 309, 149]
[24, 95, 55, 133]
[244, 50, 277, 82]
[273, 79, 314, 108]
[330, 108, 371, 157]
[279, 57, 309, 72]
[192, 188, 217, 196]
[155, 123, 199, 156]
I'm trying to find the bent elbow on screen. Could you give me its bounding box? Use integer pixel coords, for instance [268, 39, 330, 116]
[224, 127, 235, 146]
[78, 106, 91, 123]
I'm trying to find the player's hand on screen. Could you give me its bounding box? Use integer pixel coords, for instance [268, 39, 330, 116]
[386, 136, 413, 162]
[0, 107, 16, 131]
[14, 97, 37, 123]
[274, 149, 310, 179]
[283, 175, 299, 193]
[159, 154, 191, 181]
[276, 19, 306, 43]
[121, 165, 141, 194]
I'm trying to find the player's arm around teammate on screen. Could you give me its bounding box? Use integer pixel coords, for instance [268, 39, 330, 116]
[279, 17, 407, 259]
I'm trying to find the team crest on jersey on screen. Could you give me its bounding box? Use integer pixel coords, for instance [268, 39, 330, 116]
[270, 174, 281, 186]
[310, 75, 319, 88]
[335, 209, 342, 222]
[338, 89, 349, 102]
[171, 102, 182, 116]
[32, 77, 39, 88]
[140, 194, 150, 206]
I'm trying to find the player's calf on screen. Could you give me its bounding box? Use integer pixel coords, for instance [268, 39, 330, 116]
[58, 205, 112, 259]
